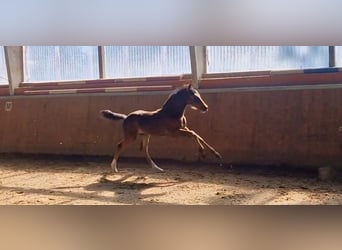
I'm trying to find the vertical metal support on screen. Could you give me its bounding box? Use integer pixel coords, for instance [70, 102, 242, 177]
[4, 46, 24, 95]
[189, 46, 206, 88]
[329, 46, 335, 67]
[98, 46, 106, 79]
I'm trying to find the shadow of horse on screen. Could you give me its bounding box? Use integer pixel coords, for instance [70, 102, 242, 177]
[84, 173, 181, 204]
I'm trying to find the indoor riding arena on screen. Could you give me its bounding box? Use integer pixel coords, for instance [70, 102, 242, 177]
[1, 46, 342, 205]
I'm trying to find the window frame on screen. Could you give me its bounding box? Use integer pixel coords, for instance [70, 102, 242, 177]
[2, 46, 342, 96]
[0, 46, 10, 96]
[200, 46, 342, 89]
[0, 46, 9, 90]
[17, 46, 192, 95]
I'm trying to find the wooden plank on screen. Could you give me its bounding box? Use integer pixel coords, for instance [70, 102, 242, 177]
[200, 72, 342, 89]
[21, 75, 192, 87]
[0, 87, 10, 96]
[15, 85, 177, 96]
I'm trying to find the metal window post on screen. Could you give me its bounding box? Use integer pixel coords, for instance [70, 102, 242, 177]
[329, 46, 336, 67]
[98, 46, 106, 79]
[189, 46, 207, 88]
[4, 46, 24, 95]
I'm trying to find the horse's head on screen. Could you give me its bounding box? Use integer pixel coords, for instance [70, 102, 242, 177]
[185, 84, 208, 113]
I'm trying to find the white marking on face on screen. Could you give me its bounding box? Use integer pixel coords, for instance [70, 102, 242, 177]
[193, 89, 200, 97]
[192, 90, 203, 103]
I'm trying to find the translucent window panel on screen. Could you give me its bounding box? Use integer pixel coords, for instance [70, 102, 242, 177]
[336, 46, 342, 66]
[0, 46, 8, 85]
[207, 46, 329, 73]
[104, 46, 191, 78]
[24, 46, 99, 82]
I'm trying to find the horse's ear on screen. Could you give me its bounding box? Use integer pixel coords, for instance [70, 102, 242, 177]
[187, 83, 192, 90]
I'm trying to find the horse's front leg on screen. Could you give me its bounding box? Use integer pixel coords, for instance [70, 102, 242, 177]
[176, 128, 222, 160]
[194, 137, 206, 161]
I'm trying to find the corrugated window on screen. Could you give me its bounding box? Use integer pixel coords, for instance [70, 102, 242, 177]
[207, 46, 329, 73]
[24, 46, 99, 82]
[0, 46, 8, 85]
[104, 46, 191, 78]
[335, 46, 342, 66]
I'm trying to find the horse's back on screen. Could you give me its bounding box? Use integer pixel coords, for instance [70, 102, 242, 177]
[129, 109, 152, 116]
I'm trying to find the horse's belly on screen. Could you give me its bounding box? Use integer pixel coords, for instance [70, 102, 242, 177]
[134, 112, 184, 135]
[138, 126, 171, 136]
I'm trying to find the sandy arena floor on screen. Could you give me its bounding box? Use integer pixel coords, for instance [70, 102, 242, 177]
[0, 154, 341, 205]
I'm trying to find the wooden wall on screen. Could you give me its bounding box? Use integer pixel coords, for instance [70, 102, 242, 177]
[1, 87, 342, 168]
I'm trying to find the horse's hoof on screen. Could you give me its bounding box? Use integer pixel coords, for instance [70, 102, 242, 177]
[215, 152, 222, 159]
[111, 165, 119, 173]
[152, 165, 164, 172]
[154, 167, 164, 172]
[111, 159, 119, 173]
[150, 161, 164, 172]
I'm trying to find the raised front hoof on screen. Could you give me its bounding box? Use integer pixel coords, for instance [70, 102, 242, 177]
[215, 154, 224, 167]
[214, 151, 222, 159]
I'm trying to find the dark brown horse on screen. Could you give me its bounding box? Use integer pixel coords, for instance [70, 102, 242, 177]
[100, 84, 221, 172]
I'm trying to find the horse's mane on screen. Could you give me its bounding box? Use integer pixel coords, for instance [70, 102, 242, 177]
[161, 85, 189, 113]
[167, 85, 188, 98]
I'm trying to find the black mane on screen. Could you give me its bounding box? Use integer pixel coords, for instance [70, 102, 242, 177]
[161, 86, 190, 118]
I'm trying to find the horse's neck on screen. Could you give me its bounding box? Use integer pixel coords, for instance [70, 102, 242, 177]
[161, 94, 187, 118]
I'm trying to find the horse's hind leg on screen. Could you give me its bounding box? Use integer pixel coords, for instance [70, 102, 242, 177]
[111, 137, 135, 172]
[142, 135, 164, 172]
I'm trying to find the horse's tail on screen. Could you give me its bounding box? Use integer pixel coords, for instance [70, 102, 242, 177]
[100, 110, 127, 121]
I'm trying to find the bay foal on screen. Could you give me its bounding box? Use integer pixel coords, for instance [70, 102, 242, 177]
[101, 84, 221, 172]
